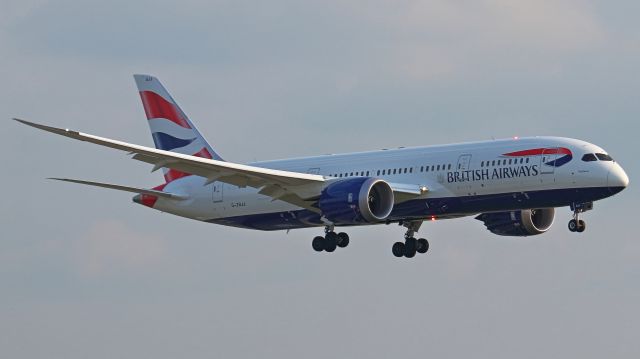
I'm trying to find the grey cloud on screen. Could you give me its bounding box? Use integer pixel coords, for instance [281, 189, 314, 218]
[1, 1, 639, 358]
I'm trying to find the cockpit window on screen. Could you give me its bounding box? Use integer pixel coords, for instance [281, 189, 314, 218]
[581, 153, 597, 162]
[596, 153, 613, 161]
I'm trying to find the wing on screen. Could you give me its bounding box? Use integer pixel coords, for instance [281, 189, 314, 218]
[15, 119, 428, 210]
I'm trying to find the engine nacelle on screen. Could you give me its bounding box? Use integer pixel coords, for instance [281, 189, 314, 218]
[475, 208, 555, 236]
[318, 177, 394, 224]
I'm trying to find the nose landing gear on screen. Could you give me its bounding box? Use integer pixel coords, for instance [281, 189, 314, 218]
[568, 202, 592, 233]
[568, 219, 586, 233]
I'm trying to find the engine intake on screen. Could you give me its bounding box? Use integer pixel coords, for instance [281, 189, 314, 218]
[475, 208, 555, 236]
[318, 177, 394, 224]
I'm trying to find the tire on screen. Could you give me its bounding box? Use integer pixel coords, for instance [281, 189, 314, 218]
[568, 219, 577, 232]
[577, 220, 586, 233]
[392, 242, 405, 257]
[404, 246, 416, 258]
[405, 237, 417, 253]
[312, 236, 325, 252]
[325, 232, 338, 252]
[416, 238, 429, 254]
[337, 232, 350, 248]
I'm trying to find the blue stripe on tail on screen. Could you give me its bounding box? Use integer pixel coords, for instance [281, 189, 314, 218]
[151, 132, 196, 151]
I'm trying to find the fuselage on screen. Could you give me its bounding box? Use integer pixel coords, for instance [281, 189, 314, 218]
[151, 136, 628, 230]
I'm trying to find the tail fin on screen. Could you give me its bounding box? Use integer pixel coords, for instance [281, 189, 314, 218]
[134, 74, 224, 182]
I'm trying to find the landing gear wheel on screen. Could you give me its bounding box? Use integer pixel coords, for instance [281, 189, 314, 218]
[392, 242, 405, 257]
[404, 246, 416, 258]
[568, 219, 578, 232]
[403, 237, 417, 258]
[405, 237, 417, 251]
[337, 232, 350, 248]
[324, 232, 338, 252]
[312, 236, 325, 252]
[416, 238, 429, 254]
[577, 220, 586, 233]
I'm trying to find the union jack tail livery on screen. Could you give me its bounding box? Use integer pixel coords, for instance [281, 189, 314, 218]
[134, 74, 223, 182]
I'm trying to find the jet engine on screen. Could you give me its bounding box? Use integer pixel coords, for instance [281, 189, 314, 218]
[318, 177, 394, 224]
[475, 208, 555, 236]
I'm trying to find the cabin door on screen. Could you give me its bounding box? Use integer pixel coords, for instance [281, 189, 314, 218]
[540, 148, 558, 175]
[456, 154, 472, 171]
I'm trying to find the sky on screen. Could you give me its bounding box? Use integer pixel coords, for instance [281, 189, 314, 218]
[1, 0, 639, 358]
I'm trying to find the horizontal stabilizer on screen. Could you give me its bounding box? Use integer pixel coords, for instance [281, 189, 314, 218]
[48, 178, 186, 199]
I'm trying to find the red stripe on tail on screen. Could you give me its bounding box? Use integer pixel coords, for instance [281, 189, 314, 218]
[139, 91, 191, 129]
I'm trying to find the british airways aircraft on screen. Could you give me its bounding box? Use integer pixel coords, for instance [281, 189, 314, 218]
[15, 75, 629, 258]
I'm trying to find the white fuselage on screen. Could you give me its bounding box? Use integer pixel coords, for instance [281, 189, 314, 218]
[152, 136, 628, 230]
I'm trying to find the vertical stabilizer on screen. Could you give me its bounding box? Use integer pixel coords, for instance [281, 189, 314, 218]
[134, 74, 224, 182]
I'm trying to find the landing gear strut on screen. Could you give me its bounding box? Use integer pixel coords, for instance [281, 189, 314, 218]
[392, 221, 429, 258]
[568, 202, 592, 233]
[312, 225, 350, 253]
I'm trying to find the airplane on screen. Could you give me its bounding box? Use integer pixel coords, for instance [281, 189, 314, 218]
[14, 74, 629, 258]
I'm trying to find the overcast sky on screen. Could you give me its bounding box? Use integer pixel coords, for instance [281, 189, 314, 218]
[2, 1, 639, 358]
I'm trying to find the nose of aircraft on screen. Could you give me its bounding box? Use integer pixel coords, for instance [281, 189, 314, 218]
[608, 165, 629, 194]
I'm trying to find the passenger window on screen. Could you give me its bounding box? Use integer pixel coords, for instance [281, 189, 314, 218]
[420, 166, 424, 172]
[409, 168, 413, 173]
[596, 153, 613, 161]
[582, 153, 597, 162]
[426, 166, 429, 172]
[436, 165, 440, 171]
[480, 161, 484, 168]
[520, 158, 524, 164]
[448, 164, 451, 170]
[526, 158, 530, 164]
[393, 169, 396, 174]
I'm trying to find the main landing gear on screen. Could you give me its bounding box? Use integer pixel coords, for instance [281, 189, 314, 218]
[392, 221, 429, 258]
[312, 226, 350, 252]
[310, 221, 429, 258]
[568, 202, 592, 233]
